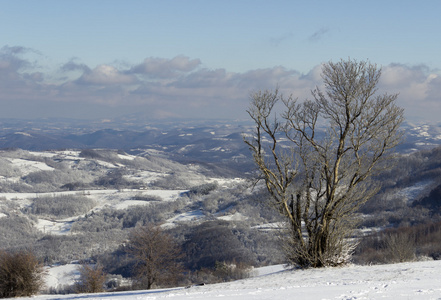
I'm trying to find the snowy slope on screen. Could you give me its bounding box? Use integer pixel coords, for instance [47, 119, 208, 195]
[0, 149, 244, 236]
[22, 260, 441, 300]
[45, 264, 80, 291]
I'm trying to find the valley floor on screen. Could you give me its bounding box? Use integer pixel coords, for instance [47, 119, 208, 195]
[19, 259, 441, 300]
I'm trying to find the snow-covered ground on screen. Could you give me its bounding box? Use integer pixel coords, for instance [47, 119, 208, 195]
[45, 264, 80, 291]
[397, 180, 433, 203]
[25, 260, 441, 300]
[163, 210, 205, 227]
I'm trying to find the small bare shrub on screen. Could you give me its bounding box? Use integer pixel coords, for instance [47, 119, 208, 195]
[75, 263, 107, 293]
[213, 261, 251, 282]
[0, 250, 45, 298]
[383, 232, 416, 263]
[188, 261, 251, 285]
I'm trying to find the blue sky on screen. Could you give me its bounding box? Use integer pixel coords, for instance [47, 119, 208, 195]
[1, 0, 440, 122]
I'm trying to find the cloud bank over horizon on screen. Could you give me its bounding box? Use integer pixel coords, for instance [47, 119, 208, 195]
[0, 45, 440, 123]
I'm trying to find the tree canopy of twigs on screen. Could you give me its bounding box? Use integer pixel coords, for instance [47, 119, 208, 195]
[75, 263, 107, 293]
[244, 58, 404, 268]
[0, 250, 45, 298]
[127, 224, 183, 289]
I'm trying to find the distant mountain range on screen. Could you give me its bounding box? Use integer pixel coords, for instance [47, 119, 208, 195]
[0, 118, 440, 172]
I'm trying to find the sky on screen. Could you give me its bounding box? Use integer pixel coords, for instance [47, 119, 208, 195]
[1, 0, 441, 123]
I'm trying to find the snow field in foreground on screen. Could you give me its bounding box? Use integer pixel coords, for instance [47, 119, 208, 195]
[24, 260, 441, 300]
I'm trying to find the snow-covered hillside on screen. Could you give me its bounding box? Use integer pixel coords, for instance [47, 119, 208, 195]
[3, 146, 441, 299]
[0, 148, 272, 272]
[21, 260, 441, 300]
[0, 149, 247, 235]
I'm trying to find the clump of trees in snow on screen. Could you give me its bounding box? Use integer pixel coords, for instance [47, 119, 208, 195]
[27, 194, 95, 218]
[354, 220, 441, 265]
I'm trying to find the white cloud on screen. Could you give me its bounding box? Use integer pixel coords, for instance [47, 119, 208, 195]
[0, 46, 440, 122]
[380, 64, 441, 121]
[130, 55, 201, 78]
[78, 64, 137, 85]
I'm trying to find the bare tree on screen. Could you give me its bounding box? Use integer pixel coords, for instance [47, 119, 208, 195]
[0, 250, 45, 298]
[75, 263, 107, 293]
[127, 224, 183, 289]
[244, 58, 404, 268]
